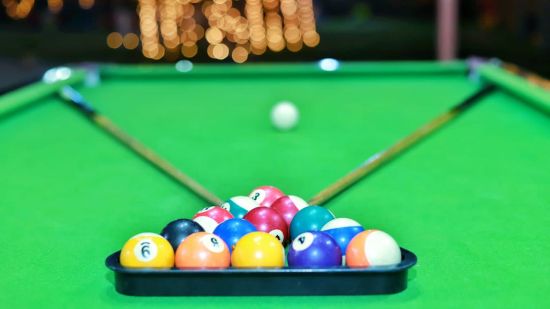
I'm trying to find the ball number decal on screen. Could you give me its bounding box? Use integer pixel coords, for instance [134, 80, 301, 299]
[251, 192, 260, 201]
[249, 189, 266, 203]
[201, 235, 225, 253]
[269, 229, 285, 243]
[292, 232, 314, 251]
[134, 239, 158, 262]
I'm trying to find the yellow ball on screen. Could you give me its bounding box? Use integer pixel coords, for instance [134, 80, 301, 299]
[120, 233, 174, 268]
[231, 231, 285, 268]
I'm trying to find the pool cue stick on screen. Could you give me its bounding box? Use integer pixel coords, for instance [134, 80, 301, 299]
[501, 62, 550, 90]
[58, 86, 223, 206]
[309, 85, 496, 206]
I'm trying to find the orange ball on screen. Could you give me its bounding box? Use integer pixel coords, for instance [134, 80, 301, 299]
[175, 232, 230, 268]
[346, 230, 402, 268]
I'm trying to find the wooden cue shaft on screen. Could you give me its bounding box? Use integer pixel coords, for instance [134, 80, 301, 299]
[92, 115, 223, 205]
[59, 86, 223, 206]
[501, 62, 550, 90]
[308, 85, 496, 206]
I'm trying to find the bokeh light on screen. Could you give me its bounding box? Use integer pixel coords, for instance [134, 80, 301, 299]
[136, 0, 319, 62]
[78, 0, 94, 10]
[123, 33, 140, 50]
[3, 0, 320, 63]
[106, 32, 123, 49]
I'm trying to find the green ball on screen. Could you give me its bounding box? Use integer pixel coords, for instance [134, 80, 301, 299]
[221, 196, 259, 219]
[289, 206, 335, 240]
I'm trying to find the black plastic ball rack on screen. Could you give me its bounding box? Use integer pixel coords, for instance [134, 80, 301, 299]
[105, 247, 417, 296]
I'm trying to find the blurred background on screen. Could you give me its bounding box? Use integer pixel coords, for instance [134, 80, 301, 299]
[1, 0, 549, 92]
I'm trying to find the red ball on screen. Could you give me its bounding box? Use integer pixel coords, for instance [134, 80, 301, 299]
[243, 207, 289, 244]
[271, 195, 309, 227]
[248, 185, 285, 208]
[192, 206, 234, 233]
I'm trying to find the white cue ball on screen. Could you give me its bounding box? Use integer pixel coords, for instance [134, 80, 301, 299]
[271, 101, 299, 131]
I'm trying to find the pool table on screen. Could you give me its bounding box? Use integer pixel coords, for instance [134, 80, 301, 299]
[0, 61, 549, 307]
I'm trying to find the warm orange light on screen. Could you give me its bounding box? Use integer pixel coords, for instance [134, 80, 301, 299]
[79, 0, 94, 10]
[123, 33, 140, 50]
[47, 0, 63, 13]
[4, 0, 34, 19]
[106, 32, 123, 49]
[3, 0, 320, 63]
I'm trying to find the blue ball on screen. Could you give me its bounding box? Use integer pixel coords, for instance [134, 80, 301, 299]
[213, 218, 257, 252]
[321, 218, 364, 254]
[287, 231, 342, 268]
[289, 206, 335, 240]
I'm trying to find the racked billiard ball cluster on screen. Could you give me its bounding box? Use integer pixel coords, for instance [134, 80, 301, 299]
[119, 185, 402, 269]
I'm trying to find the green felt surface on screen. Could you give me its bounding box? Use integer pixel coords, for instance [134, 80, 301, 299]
[0, 62, 549, 307]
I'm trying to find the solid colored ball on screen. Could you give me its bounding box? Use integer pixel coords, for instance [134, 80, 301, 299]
[221, 196, 259, 219]
[248, 185, 285, 208]
[321, 218, 364, 255]
[160, 218, 204, 250]
[271, 195, 309, 227]
[289, 206, 335, 240]
[346, 230, 401, 267]
[243, 207, 289, 244]
[287, 231, 342, 268]
[213, 218, 257, 253]
[175, 232, 230, 268]
[231, 232, 285, 268]
[192, 206, 234, 233]
[120, 233, 174, 269]
[271, 101, 299, 131]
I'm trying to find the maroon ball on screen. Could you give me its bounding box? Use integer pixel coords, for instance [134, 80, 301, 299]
[271, 195, 309, 227]
[192, 206, 234, 224]
[243, 207, 289, 244]
[192, 206, 234, 233]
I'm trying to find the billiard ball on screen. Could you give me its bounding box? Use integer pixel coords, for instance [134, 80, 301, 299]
[289, 205, 335, 240]
[231, 232, 285, 268]
[120, 233, 174, 268]
[221, 196, 259, 219]
[160, 218, 204, 250]
[271, 101, 299, 131]
[321, 218, 364, 255]
[213, 218, 257, 252]
[248, 185, 285, 208]
[243, 207, 289, 244]
[192, 206, 234, 233]
[346, 230, 401, 267]
[287, 231, 342, 268]
[271, 195, 308, 227]
[175, 232, 230, 268]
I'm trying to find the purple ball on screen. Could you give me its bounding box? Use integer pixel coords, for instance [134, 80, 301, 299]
[287, 231, 342, 268]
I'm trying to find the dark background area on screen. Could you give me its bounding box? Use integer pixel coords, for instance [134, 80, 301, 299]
[1, 0, 549, 92]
